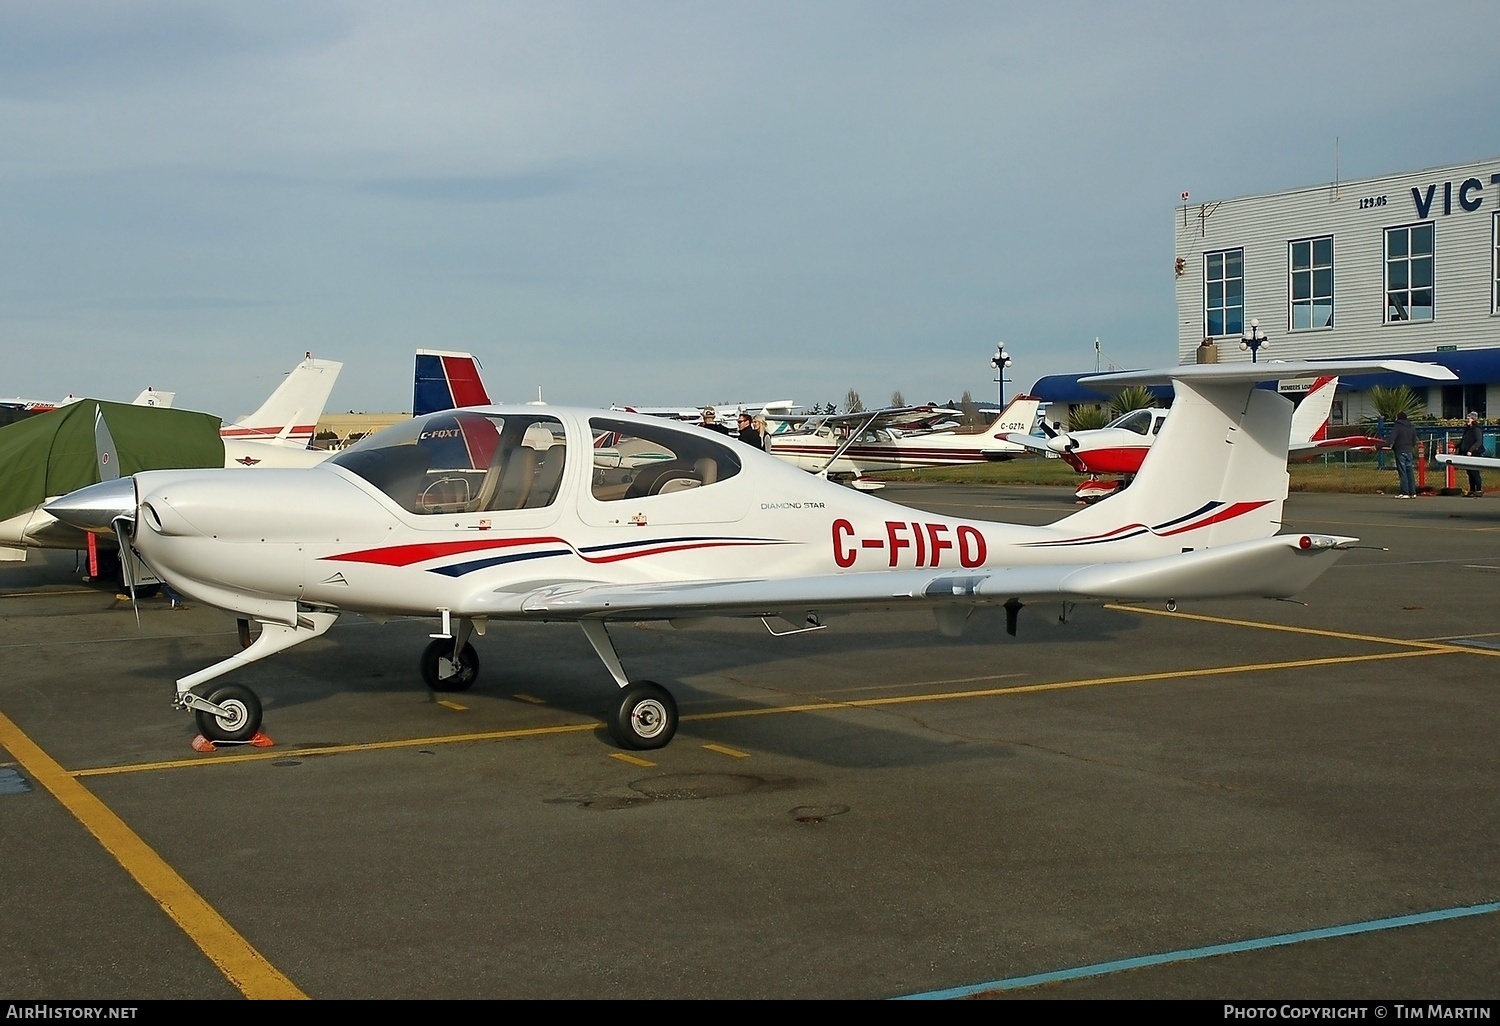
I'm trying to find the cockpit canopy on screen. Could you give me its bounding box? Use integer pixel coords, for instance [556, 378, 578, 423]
[328, 410, 747, 515]
[331, 411, 567, 515]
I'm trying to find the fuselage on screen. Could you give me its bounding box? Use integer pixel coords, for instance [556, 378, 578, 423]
[108, 405, 1217, 625]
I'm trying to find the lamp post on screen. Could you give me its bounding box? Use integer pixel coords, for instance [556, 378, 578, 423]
[991, 344, 1012, 407]
[1240, 318, 1270, 363]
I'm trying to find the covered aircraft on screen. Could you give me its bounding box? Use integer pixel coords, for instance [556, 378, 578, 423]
[45, 359, 1450, 753]
[0, 354, 342, 568]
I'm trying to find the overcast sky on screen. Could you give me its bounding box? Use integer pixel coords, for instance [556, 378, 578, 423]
[4, 1, 1499, 421]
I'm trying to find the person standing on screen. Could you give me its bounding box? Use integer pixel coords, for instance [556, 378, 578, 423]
[1460, 411, 1485, 497]
[735, 412, 765, 449]
[697, 407, 731, 434]
[1390, 411, 1418, 498]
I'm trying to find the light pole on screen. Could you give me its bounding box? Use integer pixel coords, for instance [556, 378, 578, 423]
[991, 344, 1012, 407]
[1240, 318, 1270, 363]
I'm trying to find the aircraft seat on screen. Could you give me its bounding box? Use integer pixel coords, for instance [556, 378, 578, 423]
[485, 448, 535, 511]
[523, 445, 565, 508]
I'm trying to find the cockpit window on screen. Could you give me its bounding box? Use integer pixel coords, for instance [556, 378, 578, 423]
[331, 412, 567, 514]
[589, 417, 742, 501]
[1108, 409, 1156, 436]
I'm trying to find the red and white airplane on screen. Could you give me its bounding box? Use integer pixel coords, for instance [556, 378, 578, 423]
[1008, 375, 1386, 502]
[765, 394, 1046, 487]
[219, 353, 343, 466]
[45, 360, 1451, 752]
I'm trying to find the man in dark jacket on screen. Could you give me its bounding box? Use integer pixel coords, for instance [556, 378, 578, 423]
[1460, 411, 1485, 497]
[1390, 411, 1418, 498]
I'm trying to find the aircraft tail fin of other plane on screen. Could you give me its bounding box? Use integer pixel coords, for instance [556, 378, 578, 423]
[1289, 376, 1337, 445]
[414, 350, 491, 416]
[984, 394, 1043, 436]
[131, 387, 175, 409]
[221, 353, 342, 448]
[1055, 373, 1290, 550]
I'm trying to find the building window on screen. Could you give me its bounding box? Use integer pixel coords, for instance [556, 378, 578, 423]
[1289, 236, 1333, 330]
[1204, 249, 1243, 338]
[1493, 212, 1499, 314]
[1442, 385, 1486, 421]
[1385, 223, 1434, 322]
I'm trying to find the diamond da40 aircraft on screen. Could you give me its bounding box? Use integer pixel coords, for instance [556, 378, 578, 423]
[47, 359, 1451, 751]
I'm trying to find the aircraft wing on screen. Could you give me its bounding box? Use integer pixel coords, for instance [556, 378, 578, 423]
[1434, 452, 1500, 470]
[1290, 435, 1385, 455]
[462, 534, 1354, 621]
[995, 432, 1056, 456]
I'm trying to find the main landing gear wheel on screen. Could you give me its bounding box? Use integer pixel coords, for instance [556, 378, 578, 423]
[608, 681, 678, 751]
[421, 639, 479, 692]
[193, 683, 263, 744]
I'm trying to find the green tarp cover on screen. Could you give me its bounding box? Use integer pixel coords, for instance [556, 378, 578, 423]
[0, 400, 224, 522]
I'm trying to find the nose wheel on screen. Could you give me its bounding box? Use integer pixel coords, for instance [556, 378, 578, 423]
[609, 681, 678, 750]
[191, 683, 264, 744]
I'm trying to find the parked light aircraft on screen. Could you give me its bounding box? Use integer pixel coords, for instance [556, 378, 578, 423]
[1006, 375, 1386, 502]
[45, 360, 1451, 752]
[611, 400, 800, 422]
[765, 394, 1045, 486]
[220, 353, 343, 465]
[0, 387, 175, 414]
[0, 354, 341, 568]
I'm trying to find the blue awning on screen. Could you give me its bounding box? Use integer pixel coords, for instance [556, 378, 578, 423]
[1028, 347, 1500, 405]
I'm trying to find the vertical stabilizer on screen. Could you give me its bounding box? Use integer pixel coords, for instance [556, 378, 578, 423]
[1289, 376, 1337, 445]
[1055, 375, 1290, 551]
[414, 350, 492, 416]
[985, 394, 1043, 436]
[222, 354, 342, 448]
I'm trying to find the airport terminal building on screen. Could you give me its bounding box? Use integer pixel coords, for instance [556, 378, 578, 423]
[1174, 155, 1500, 424]
[1034, 156, 1500, 429]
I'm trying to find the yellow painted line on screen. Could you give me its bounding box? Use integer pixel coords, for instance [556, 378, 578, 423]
[684, 648, 1448, 722]
[702, 743, 750, 759]
[436, 700, 467, 711]
[611, 752, 655, 767]
[511, 693, 547, 704]
[1107, 604, 1500, 655]
[0, 710, 306, 1000]
[75, 720, 604, 777]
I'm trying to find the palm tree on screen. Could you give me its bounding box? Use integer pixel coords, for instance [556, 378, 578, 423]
[1108, 385, 1159, 418]
[1068, 405, 1109, 431]
[1368, 385, 1426, 421]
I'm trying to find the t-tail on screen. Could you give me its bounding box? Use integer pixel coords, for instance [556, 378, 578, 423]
[220, 353, 343, 448]
[1054, 369, 1290, 551]
[414, 350, 492, 416]
[1051, 361, 1457, 555]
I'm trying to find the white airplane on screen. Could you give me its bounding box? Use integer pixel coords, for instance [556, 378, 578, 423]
[1007, 375, 1388, 502]
[0, 386, 175, 413]
[0, 354, 341, 569]
[610, 400, 800, 423]
[44, 359, 1451, 752]
[765, 394, 1045, 486]
[220, 352, 343, 466]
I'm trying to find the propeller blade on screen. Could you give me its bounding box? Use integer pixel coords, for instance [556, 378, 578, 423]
[94, 405, 120, 482]
[1039, 420, 1059, 439]
[111, 514, 140, 628]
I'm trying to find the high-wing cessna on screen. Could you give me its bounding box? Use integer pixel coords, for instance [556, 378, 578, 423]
[220, 352, 343, 466]
[47, 360, 1451, 753]
[1007, 375, 1387, 502]
[765, 394, 1045, 487]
